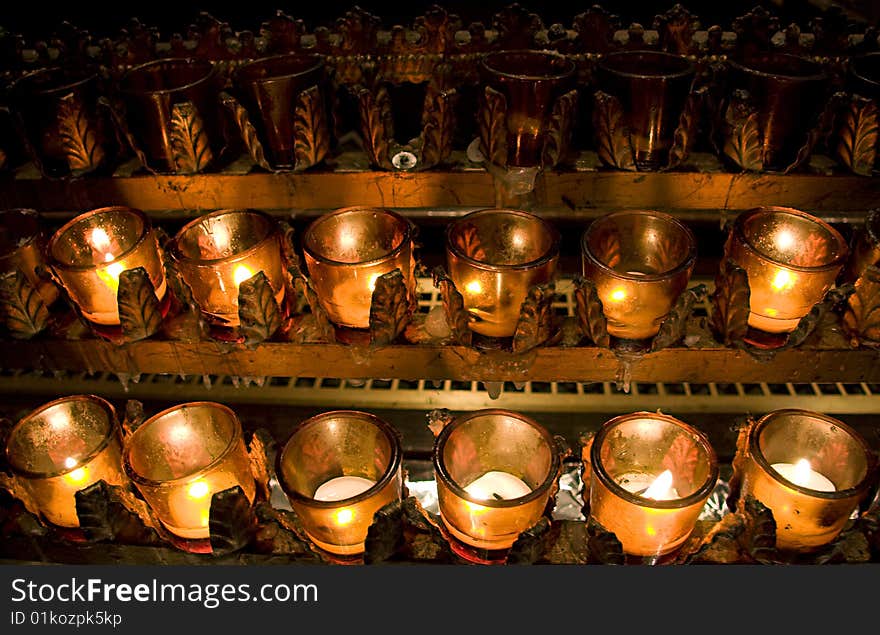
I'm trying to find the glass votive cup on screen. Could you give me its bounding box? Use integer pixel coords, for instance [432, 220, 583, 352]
[0, 208, 59, 306]
[170, 209, 286, 328]
[595, 50, 696, 170]
[479, 50, 576, 167]
[47, 206, 168, 326]
[119, 58, 223, 174]
[276, 410, 404, 557]
[724, 206, 848, 338]
[302, 206, 415, 330]
[433, 409, 561, 553]
[736, 409, 876, 552]
[446, 208, 560, 339]
[122, 402, 257, 541]
[4, 395, 126, 528]
[588, 411, 718, 558]
[232, 52, 327, 170]
[581, 210, 697, 342]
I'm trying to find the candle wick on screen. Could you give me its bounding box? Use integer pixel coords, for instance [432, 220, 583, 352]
[492, 492, 503, 500]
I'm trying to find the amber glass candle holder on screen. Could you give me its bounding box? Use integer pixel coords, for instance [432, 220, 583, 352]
[433, 409, 561, 557]
[725, 206, 848, 345]
[0, 208, 59, 306]
[4, 395, 126, 528]
[581, 210, 696, 343]
[736, 409, 876, 553]
[588, 411, 718, 558]
[596, 50, 696, 170]
[171, 209, 285, 329]
[446, 208, 560, 339]
[123, 402, 256, 541]
[276, 410, 403, 557]
[119, 58, 223, 174]
[233, 53, 327, 170]
[47, 206, 167, 326]
[479, 50, 576, 167]
[302, 207, 415, 330]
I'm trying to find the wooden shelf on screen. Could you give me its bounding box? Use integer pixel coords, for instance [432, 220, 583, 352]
[1, 152, 878, 222]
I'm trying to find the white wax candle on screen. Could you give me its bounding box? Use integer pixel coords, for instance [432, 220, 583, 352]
[770, 459, 836, 492]
[616, 470, 680, 501]
[313, 476, 376, 501]
[464, 470, 532, 501]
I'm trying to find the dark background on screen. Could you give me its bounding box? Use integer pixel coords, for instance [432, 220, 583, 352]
[0, 1, 877, 42]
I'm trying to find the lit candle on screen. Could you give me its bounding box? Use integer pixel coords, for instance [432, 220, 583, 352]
[171, 209, 285, 328]
[616, 469, 680, 501]
[47, 207, 167, 326]
[464, 470, 532, 501]
[770, 459, 836, 492]
[164, 472, 252, 539]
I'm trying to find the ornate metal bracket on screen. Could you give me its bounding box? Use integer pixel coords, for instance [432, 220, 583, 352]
[118, 266, 163, 343]
[573, 275, 611, 348]
[220, 91, 272, 171]
[237, 270, 282, 347]
[431, 266, 472, 346]
[834, 94, 878, 177]
[170, 101, 214, 174]
[708, 258, 750, 346]
[512, 282, 557, 353]
[650, 284, 707, 352]
[369, 268, 415, 346]
[843, 264, 880, 347]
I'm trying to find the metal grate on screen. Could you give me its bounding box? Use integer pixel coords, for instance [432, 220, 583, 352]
[2, 278, 878, 414]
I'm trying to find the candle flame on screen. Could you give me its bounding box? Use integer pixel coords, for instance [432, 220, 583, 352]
[233, 264, 255, 288]
[771, 269, 794, 291]
[775, 230, 795, 251]
[641, 470, 674, 500]
[334, 508, 354, 526]
[187, 480, 210, 500]
[465, 280, 482, 295]
[64, 458, 87, 484]
[609, 287, 627, 303]
[64, 457, 78, 469]
[791, 458, 814, 488]
[98, 262, 126, 294]
[90, 227, 113, 259]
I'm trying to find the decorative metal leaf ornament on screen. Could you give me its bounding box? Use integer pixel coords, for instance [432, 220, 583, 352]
[651, 284, 707, 352]
[357, 84, 393, 169]
[57, 92, 105, 175]
[835, 95, 878, 177]
[721, 90, 763, 171]
[709, 259, 751, 346]
[369, 268, 413, 346]
[478, 85, 508, 168]
[432, 266, 471, 346]
[667, 85, 707, 170]
[294, 84, 330, 171]
[843, 265, 880, 346]
[117, 267, 162, 342]
[220, 91, 272, 171]
[592, 90, 636, 171]
[209, 486, 257, 555]
[573, 275, 610, 348]
[238, 270, 281, 346]
[420, 87, 456, 169]
[0, 270, 49, 339]
[170, 101, 214, 174]
[512, 283, 555, 353]
[542, 88, 578, 168]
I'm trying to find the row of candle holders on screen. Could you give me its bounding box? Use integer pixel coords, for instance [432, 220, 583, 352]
[2, 395, 877, 561]
[4, 47, 880, 176]
[2, 203, 877, 350]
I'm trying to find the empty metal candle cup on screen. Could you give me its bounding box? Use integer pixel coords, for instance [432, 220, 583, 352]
[724, 53, 828, 172]
[233, 53, 328, 169]
[446, 208, 560, 339]
[123, 402, 257, 540]
[4, 395, 126, 528]
[276, 410, 403, 556]
[302, 206, 415, 330]
[587, 411, 718, 557]
[596, 50, 696, 170]
[432, 409, 561, 553]
[581, 210, 696, 342]
[47, 206, 167, 326]
[170, 209, 286, 328]
[735, 409, 876, 552]
[724, 206, 848, 338]
[479, 50, 576, 167]
[0, 208, 59, 306]
[119, 58, 223, 173]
